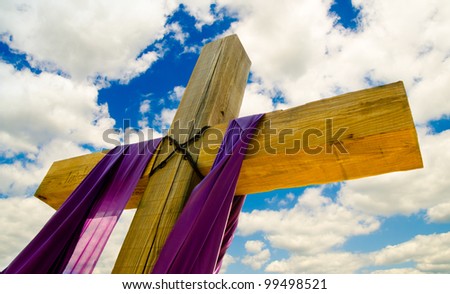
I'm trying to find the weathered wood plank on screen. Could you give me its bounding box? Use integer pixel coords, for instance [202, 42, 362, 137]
[199, 81, 423, 194]
[35, 81, 423, 210]
[112, 34, 251, 273]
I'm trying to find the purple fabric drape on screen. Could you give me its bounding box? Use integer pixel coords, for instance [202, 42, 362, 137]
[213, 195, 246, 274]
[152, 114, 263, 274]
[2, 139, 160, 274]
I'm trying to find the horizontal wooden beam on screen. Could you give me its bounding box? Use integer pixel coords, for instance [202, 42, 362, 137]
[35, 81, 423, 210]
[200, 81, 423, 195]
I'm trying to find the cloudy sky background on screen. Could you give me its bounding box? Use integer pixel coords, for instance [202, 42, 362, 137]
[1, 0, 450, 274]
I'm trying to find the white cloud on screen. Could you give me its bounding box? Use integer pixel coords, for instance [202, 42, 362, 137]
[339, 128, 450, 217]
[0, 0, 172, 82]
[138, 100, 151, 129]
[371, 232, 450, 273]
[286, 193, 295, 201]
[135, 99, 165, 142]
[118, 51, 159, 84]
[239, 82, 278, 117]
[0, 197, 54, 268]
[264, 231, 450, 274]
[217, 0, 342, 101]
[154, 108, 177, 132]
[245, 240, 265, 254]
[180, 0, 217, 29]
[0, 62, 114, 157]
[241, 240, 270, 270]
[169, 85, 186, 101]
[0, 61, 110, 197]
[0, 62, 115, 196]
[348, 0, 450, 123]
[426, 202, 450, 223]
[371, 268, 424, 274]
[238, 187, 380, 255]
[216, 0, 450, 124]
[266, 252, 367, 274]
[0, 139, 90, 197]
[264, 193, 296, 208]
[218, 254, 236, 274]
[139, 100, 151, 115]
[166, 22, 189, 45]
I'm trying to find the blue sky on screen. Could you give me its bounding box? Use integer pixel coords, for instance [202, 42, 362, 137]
[1, 0, 450, 274]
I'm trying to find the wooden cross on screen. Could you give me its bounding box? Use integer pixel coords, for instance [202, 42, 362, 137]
[34, 35, 423, 274]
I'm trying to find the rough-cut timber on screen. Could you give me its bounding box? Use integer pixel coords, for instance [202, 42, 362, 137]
[111, 34, 251, 273]
[200, 81, 423, 194]
[35, 81, 423, 209]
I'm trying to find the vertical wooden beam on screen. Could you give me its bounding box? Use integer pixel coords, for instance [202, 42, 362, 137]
[112, 35, 251, 273]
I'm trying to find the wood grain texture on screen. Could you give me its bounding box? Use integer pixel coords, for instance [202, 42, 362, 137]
[199, 81, 423, 194]
[112, 34, 251, 273]
[35, 82, 423, 210]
